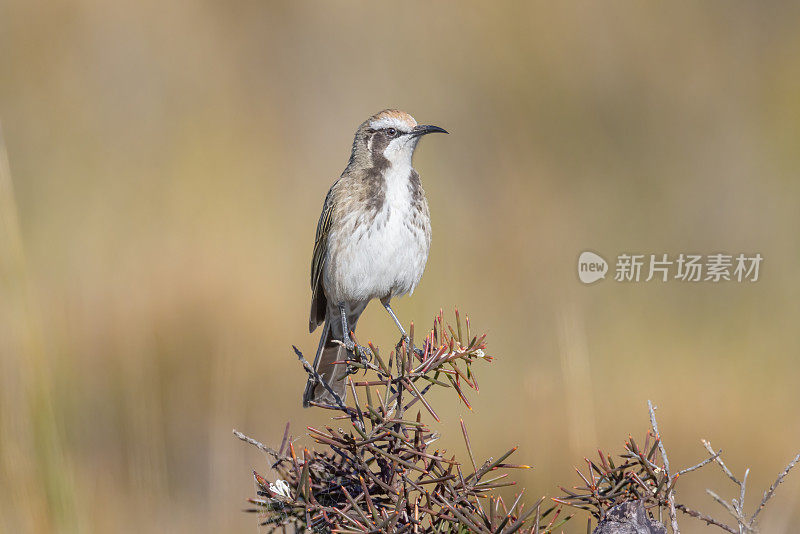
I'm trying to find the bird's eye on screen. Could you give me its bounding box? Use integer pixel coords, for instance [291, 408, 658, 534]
[386, 128, 397, 137]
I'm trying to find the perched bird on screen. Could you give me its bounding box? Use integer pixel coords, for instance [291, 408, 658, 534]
[303, 110, 447, 407]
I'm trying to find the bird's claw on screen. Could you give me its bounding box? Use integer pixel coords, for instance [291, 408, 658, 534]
[334, 337, 371, 372]
[346, 345, 372, 375]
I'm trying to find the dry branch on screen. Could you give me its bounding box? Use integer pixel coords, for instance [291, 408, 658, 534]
[236, 310, 569, 533]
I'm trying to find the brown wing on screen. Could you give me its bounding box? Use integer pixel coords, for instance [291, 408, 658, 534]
[309, 184, 336, 332]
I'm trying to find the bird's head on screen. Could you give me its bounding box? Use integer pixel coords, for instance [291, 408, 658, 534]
[350, 109, 447, 169]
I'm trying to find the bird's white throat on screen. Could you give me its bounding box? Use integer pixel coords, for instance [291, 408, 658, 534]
[382, 160, 415, 209]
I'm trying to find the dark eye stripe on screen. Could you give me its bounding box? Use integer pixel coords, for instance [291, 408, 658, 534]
[368, 126, 403, 137]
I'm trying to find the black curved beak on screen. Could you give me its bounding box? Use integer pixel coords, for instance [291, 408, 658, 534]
[410, 124, 449, 137]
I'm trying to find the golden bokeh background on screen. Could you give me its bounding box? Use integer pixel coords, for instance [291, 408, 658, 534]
[2, 2, 800, 532]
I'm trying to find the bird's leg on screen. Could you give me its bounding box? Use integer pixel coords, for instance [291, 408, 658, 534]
[382, 300, 425, 358]
[382, 301, 408, 342]
[338, 303, 370, 367]
[339, 304, 356, 352]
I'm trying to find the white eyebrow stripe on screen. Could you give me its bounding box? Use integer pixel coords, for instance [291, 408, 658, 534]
[369, 117, 414, 132]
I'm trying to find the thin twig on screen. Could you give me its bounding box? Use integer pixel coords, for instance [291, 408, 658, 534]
[648, 400, 680, 534]
[750, 452, 800, 525]
[707, 489, 740, 521]
[233, 428, 283, 460]
[675, 504, 736, 534]
[293, 345, 347, 409]
[677, 450, 721, 476]
[702, 439, 741, 486]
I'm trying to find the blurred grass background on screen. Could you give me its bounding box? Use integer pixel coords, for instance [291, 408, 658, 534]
[2, 1, 800, 532]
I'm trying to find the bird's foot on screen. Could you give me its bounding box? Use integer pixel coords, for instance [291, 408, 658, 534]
[355, 344, 371, 364]
[348, 345, 373, 375]
[344, 338, 371, 362]
[333, 337, 371, 374]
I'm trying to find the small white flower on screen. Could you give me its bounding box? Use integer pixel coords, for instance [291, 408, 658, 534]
[269, 479, 291, 498]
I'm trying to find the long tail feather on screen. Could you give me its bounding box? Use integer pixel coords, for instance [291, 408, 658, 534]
[302, 321, 348, 407]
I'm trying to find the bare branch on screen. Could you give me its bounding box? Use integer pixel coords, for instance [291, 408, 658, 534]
[677, 450, 722, 476]
[702, 440, 741, 486]
[648, 401, 680, 534]
[749, 452, 800, 525]
[293, 345, 347, 410]
[233, 428, 283, 461]
[707, 489, 739, 520]
[675, 504, 736, 534]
